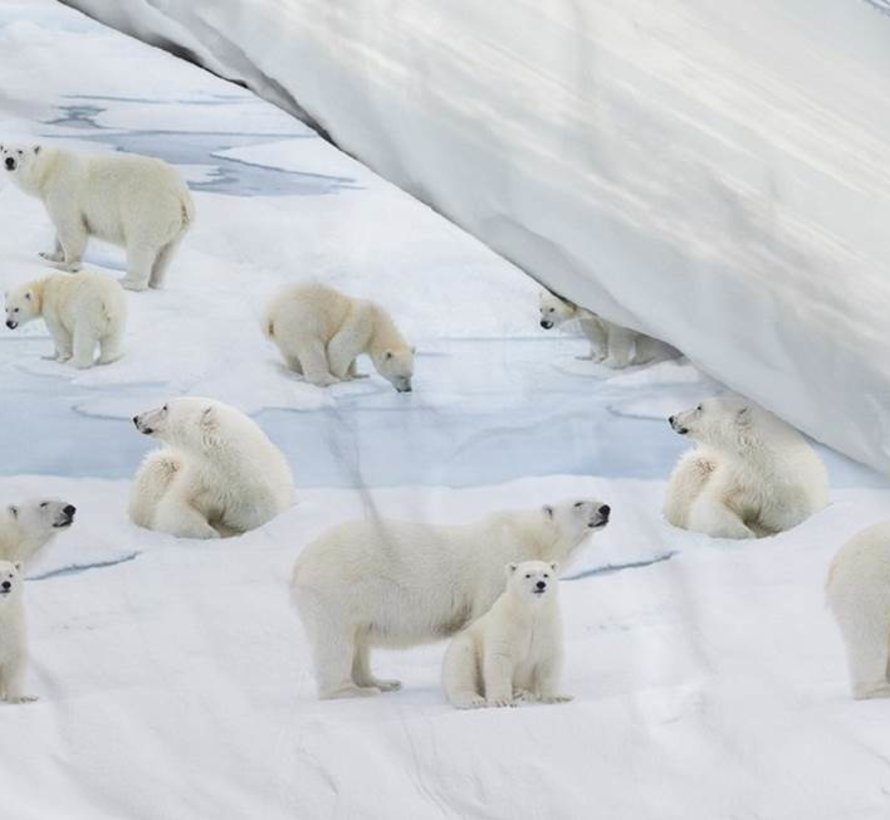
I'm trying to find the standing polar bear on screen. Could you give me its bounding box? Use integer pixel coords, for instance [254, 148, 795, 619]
[0, 561, 35, 704]
[0, 143, 194, 291]
[129, 397, 294, 539]
[663, 396, 828, 539]
[826, 524, 890, 699]
[443, 560, 570, 709]
[291, 498, 610, 699]
[0, 500, 76, 565]
[538, 289, 673, 368]
[264, 283, 415, 391]
[5, 271, 127, 368]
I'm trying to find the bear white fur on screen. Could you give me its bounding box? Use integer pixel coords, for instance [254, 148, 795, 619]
[264, 283, 414, 391]
[826, 523, 890, 699]
[663, 396, 828, 538]
[129, 397, 294, 539]
[0, 143, 194, 291]
[442, 559, 570, 709]
[0, 560, 34, 704]
[290, 498, 610, 699]
[0, 500, 75, 565]
[539, 289, 671, 368]
[5, 271, 127, 368]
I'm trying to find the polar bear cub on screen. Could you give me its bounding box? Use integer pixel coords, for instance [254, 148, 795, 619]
[443, 560, 570, 709]
[129, 397, 295, 539]
[0, 500, 76, 565]
[291, 498, 609, 699]
[264, 283, 414, 391]
[0, 561, 34, 704]
[0, 143, 194, 291]
[663, 396, 828, 538]
[5, 271, 127, 367]
[826, 523, 890, 699]
[539, 289, 669, 368]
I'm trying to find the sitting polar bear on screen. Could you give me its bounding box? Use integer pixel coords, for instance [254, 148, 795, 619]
[5, 271, 127, 368]
[0, 143, 194, 291]
[663, 396, 828, 539]
[290, 498, 610, 699]
[538, 289, 674, 368]
[442, 560, 570, 709]
[826, 524, 890, 699]
[129, 397, 294, 539]
[0, 500, 76, 564]
[0, 561, 35, 704]
[264, 283, 414, 391]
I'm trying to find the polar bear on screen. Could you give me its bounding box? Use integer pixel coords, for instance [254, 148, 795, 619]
[5, 271, 127, 368]
[539, 289, 672, 368]
[129, 397, 295, 539]
[0, 500, 76, 565]
[290, 498, 610, 699]
[264, 283, 414, 391]
[0, 561, 34, 704]
[0, 143, 194, 291]
[663, 396, 828, 538]
[442, 560, 570, 709]
[826, 523, 890, 699]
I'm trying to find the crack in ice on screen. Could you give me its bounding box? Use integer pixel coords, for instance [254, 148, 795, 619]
[29, 552, 141, 581]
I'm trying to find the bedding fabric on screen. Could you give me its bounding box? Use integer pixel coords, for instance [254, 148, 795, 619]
[64, 0, 890, 474]
[1, 2, 890, 819]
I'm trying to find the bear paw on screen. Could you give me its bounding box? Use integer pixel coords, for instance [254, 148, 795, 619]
[539, 694, 573, 704]
[486, 697, 515, 708]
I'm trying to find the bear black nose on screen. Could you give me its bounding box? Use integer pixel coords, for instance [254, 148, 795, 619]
[132, 416, 139, 426]
[4, 157, 14, 170]
[63, 505, 76, 517]
[599, 504, 610, 517]
[2, 581, 10, 591]
[536, 580, 546, 590]
[668, 415, 675, 424]
[5, 320, 15, 329]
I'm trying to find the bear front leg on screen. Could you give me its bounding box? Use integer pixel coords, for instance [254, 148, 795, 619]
[663, 453, 714, 528]
[688, 496, 755, 539]
[578, 318, 607, 361]
[482, 649, 515, 708]
[1, 658, 36, 705]
[532, 655, 572, 704]
[601, 325, 635, 368]
[351, 641, 401, 692]
[42, 316, 72, 362]
[45, 205, 87, 273]
[39, 236, 64, 263]
[153, 494, 221, 540]
[327, 306, 372, 380]
[296, 340, 340, 387]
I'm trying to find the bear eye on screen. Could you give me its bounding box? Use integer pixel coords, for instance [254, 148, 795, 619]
[162, 404, 168, 412]
[525, 574, 532, 579]
[16, 150, 22, 156]
[696, 404, 703, 412]
[544, 574, 549, 579]
[13, 308, 19, 313]
[39, 501, 48, 508]
[573, 501, 584, 508]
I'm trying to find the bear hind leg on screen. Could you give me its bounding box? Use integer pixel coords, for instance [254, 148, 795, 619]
[840, 619, 890, 700]
[71, 323, 99, 369]
[121, 244, 158, 292]
[149, 236, 182, 290]
[351, 639, 401, 692]
[98, 324, 125, 365]
[687, 496, 754, 539]
[39, 236, 64, 264]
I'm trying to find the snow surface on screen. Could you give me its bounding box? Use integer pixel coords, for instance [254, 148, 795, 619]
[1, 3, 890, 818]
[64, 0, 890, 476]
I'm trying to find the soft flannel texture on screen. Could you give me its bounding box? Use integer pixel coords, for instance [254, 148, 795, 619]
[64, 0, 890, 475]
[1, 2, 889, 819]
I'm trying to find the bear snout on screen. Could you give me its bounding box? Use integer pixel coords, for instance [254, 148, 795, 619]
[535, 580, 546, 590]
[63, 505, 76, 517]
[4, 157, 15, 170]
[599, 504, 610, 519]
[6, 320, 17, 330]
[540, 320, 553, 329]
[1, 581, 10, 592]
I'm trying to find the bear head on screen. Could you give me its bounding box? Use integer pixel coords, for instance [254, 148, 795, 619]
[539, 290, 581, 330]
[669, 396, 760, 449]
[372, 348, 414, 393]
[133, 397, 229, 450]
[0, 560, 23, 606]
[541, 498, 611, 546]
[5, 283, 40, 330]
[505, 560, 559, 603]
[0, 143, 43, 185]
[7, 499, 76, 536]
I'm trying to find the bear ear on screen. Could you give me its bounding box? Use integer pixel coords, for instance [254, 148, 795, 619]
[201, 405, 216, 425]
[737, 406, 751, 422]
[505, 562, 518, 577]
[384, 350, 394, 360]
[32, 145, 40, 155]
[542, 504, 554, 519]
[411, 346, 417, 355]
[550, 562, 559, 573]
[13, 562, 22, 572]
[7, 505, 18, 519]
[23, 291, 31, 302]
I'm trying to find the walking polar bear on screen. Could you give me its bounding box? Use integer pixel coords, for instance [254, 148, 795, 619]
[0, 500, 76, 565]
[538, 289, 671, 368]
[291, 498, 610, 699]
[663, 396, 828, 538]
[264, 283, 415, 391]
[827, 524, 890, 699]
[5, 271, 127, 368]
[129, 397, 294, 539]
[0, 561, 34, 704]
[443, 560, 570, 709]
[0, 143, 194, 291]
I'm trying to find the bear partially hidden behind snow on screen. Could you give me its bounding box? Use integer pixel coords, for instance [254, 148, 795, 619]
[291, 498, 609, 699]
[663, 396, 828, 538]
[5, 271, 127, 368]
[264, 283, 414, 391]
[0, 143, 194, 291]
[0, 560, 35, 704]
[442, 560, 571, 709]
[129, 397, 294, 539]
